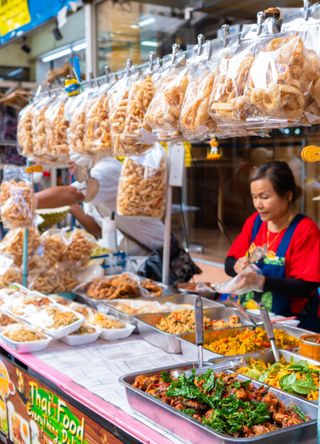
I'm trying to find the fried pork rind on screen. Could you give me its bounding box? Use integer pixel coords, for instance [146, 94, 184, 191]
[41, 229, 68, 266]
[144, 59, 188, 140]
[0, 227, 40, 266]
[86, 273, 141, 300]
[63, 229, 96, 266]
[28, 268, 59, 294]
[0, 166, 36, 229]
[17, 101, 35, 157]
[117, 144, 167, 218]
[0, 266, 22, 288]
[45, 93, 69, 161]
[140, 279, 163, 297]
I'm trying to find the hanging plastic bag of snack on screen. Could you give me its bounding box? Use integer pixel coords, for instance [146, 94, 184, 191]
[180, 39, 221, 141]
[209, 34, 257, 129]
[0, 265, 22, 288]
[0, 227, 40, 266]
[144, 48, 188, 141]
[120, 59, 159, 154]
[0, 166, 36, 229]
[17, 100, 36, 158]
[84, 79, 115, 155]
[62, 229, 96, 266]
[109, 64, 140, 156]
[45, 92, 69, 162]
[66, 88, 91, 155]
[117, 143, 167, 218]
[40, 228, 69, 267]
[32, 94, 54, 161]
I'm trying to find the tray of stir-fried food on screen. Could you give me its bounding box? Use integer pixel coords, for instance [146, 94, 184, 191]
[180, 325, 310, 361]
[134, 307, 262, 354]
[120, 363, 317, 443]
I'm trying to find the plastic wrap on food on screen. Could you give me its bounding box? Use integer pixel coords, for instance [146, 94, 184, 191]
[0, 166, 36, 228]
[117, 144, 167, 218]
[144, 54, 188, 140]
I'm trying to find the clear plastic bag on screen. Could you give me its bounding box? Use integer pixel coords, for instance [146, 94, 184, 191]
[84, 81, 113, 155]
[246, 28, 320, 127]
[0, 166, 36, 229]
[209, 36, 257, 127]
[109, 71, 139, 156]
[144, 54, 188, 140]
[0, 265, 22, 288]
[180, 42, 220, 141]
[117, 143, 167, 218]
[55, 264, 79, 292]
[32, 95, 54, 160]
[120, 73, 156, 154]
[45, 93, 69, 161]
[214, 264, 263, 295]
[62, 229, 96, 266]
[17, 101, 35, 157]
[40, 229, 68, 267]
[28, 267, 60, 294]
[66, 89, 91, 155]
[0, 227, 40, 266]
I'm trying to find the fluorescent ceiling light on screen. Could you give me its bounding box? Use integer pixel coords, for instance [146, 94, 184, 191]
[139, 17, 155, 27]
[42, 47, 71, 63]
[72, 42, 87, 52]
[141, 40, 159, 48]
[130, 24, 139, 29]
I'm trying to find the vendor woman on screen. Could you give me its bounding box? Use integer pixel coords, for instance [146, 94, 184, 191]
[225, 161, 320, 331]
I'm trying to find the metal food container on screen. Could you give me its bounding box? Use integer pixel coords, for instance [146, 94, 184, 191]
[107, 294, 223, 327]
[179, 325, 311, 361]
[209, 349, 320, 404]
[135, 306, 261, 354]
[120, 362, 317, 444]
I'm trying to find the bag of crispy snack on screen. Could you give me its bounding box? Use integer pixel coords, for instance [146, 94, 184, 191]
[45, 92, 69, 162]
[144, 51, 188, 141]
[28, 267, 59, 294]
[66, 88, 91, 155]
[32, 94, 54, 161]
[62, 229, 96, 266]
[40, 229, 68, 267]
[0, 166, 36, 229]
[17, 101, 36, 158]
[117, 143, 167, 218]
[0, 265, 22, 288]
[0, 227, 40, 266]
[180, 41, 221, 141]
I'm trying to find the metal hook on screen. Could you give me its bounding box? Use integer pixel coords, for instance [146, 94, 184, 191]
[126, 58, 132, 74]
[197, 34, 205, 55]
[304, 0, 310, 20]
[257, 11, 265, 35]
[221, 24, 230, 48]
[149, 51, 156, 69]
[171, 43, 180, 64]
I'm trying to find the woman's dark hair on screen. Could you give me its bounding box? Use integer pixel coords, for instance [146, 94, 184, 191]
[250, 161, 301, 202]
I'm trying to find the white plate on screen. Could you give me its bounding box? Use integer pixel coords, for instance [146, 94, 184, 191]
[0, 326, 51, 353]
[99, 322, 135, 341]
[61, 325, 101, 346]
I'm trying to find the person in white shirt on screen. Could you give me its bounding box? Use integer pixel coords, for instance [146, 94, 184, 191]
[36, 157, 164, 255]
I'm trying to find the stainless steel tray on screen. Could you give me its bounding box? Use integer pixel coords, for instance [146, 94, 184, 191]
[209, 349, 320, 404]
[120, 362, 317, 444]
[135, 306, 262, 354]
[106, 293, 222, 327]
[73, 274, 171, 309]
[179, 325, 311, 361]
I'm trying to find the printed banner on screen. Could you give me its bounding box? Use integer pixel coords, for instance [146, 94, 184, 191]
[0, 0, 31, 37]
[0, 357, 123, 444]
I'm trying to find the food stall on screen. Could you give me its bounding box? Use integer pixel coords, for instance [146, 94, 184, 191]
[0, 2, 319, 443]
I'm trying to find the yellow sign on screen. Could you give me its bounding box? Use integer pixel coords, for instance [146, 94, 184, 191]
[0, 0, 31, 37]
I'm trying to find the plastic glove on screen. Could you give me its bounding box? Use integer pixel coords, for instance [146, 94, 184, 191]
[214, 264, 265, 295]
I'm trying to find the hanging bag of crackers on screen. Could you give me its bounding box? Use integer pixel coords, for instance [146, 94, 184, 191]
[17, 100, 36, 158]
[65, 87, 91, 155]
[144, 44, 188, 141]
[119, 56, 160, 155]
[180, 37, 221, 141]
[32, 94, 55, 162]
[83, 74, 115, 155]
[45, 92, 69, 162]
[0, 166, 36, 229]
[117, 143, 167, 218]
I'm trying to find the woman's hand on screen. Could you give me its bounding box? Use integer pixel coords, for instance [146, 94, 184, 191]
[234, 256, 250, 274]
[233, 271, 265, 293]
